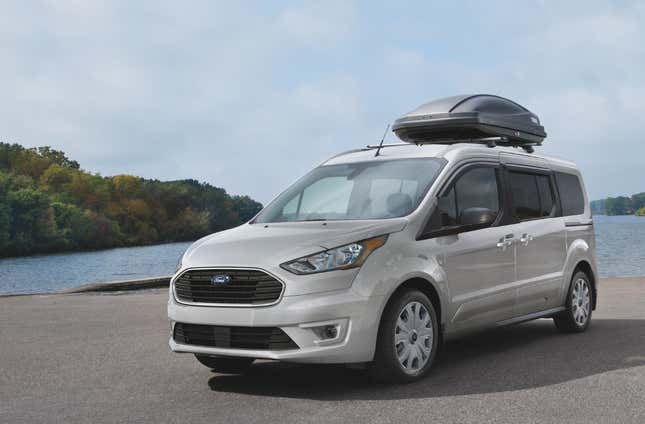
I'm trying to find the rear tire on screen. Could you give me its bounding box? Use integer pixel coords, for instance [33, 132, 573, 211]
[554, 271, 593, 333]
[369, 289, 439, 384]
[194, 355, 254, 374]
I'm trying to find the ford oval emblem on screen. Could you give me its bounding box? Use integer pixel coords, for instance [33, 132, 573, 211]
[211, 275, 231, 285]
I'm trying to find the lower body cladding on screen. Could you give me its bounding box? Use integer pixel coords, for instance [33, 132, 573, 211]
[168, 288, 385, 364]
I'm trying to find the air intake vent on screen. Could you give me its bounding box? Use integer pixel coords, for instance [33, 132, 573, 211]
[174, 269, 283, 305]
[173, 323, 298, 350]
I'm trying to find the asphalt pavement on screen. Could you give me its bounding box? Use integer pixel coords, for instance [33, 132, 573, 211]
[1, 277, 645, 424]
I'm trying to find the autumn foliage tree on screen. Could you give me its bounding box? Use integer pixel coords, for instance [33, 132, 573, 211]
[0, 143, 263, 257]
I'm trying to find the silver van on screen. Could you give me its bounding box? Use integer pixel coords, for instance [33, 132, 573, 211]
[169, 95, 597, 383]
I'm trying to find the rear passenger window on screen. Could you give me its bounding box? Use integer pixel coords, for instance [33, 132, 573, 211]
[556, 172, 585, 216]
[509, 172, 556, 221]
[509, 172, 541, 220]
[536, 175, 556, 217]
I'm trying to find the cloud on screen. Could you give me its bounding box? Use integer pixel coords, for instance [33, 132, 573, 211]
[0, 1, 643, 203]
[381, 2, 645, 199]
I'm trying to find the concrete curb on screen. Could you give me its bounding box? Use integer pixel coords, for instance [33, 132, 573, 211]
[56, 276, 172, 294]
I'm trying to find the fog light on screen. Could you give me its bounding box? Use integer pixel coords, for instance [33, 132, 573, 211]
[299, 318, 348, 346]
[310, 324, 339, 341]
[323, 325, 338, 339]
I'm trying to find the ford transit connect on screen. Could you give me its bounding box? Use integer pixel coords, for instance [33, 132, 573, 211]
[168, 95, 597, 383]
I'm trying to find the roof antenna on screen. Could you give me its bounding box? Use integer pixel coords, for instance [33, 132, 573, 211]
[374, 124, 390, 157]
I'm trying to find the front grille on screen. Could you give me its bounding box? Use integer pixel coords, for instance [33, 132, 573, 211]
[174, 269, 283, 305]
[173, 323, 298, 350]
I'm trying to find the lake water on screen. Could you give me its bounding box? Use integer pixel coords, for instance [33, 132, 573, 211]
[0, 242, 192, 295]
[592, 215, 645, 278]
[1, 215, 644, 295]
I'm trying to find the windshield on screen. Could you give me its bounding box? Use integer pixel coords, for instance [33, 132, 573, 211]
[254, 158, 444, 223]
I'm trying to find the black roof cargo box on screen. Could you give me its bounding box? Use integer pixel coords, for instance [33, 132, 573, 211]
[392, 94, 546, 146]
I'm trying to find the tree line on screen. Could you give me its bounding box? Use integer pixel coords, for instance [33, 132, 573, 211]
[590, 192, 645, 216]
[0, 143, 262, 257]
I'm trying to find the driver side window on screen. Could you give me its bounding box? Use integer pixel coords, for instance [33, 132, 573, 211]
[429, 166, 500, 232]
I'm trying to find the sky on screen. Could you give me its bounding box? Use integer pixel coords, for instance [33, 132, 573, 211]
[1, 1, 644, 204]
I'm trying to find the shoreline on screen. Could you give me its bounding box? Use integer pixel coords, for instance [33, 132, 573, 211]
[0, 275, 172, 298]
[1, 274, 644, 298]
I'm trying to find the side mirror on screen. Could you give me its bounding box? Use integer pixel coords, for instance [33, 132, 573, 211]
[459, 207, 496, 227]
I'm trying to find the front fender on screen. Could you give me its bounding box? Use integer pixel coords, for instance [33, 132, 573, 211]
[351, 242, 449, 325]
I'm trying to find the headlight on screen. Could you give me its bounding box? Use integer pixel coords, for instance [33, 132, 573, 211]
[281, 235, 388, 275]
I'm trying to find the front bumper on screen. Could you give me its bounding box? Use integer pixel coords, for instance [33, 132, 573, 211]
[168, 287, 385, 364]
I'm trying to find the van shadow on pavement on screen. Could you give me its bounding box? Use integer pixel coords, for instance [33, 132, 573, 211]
[207, 318, 645, 400]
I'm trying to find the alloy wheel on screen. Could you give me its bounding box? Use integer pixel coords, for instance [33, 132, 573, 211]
[571, 277, 591, 327]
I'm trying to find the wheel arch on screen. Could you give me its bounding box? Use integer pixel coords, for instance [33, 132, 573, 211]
[379, 277, 445, 334]
[563, 237, 597, 311]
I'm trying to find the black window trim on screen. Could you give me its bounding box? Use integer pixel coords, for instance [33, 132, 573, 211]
[504, 164, 562, 223]
[417, 161, 506, 240]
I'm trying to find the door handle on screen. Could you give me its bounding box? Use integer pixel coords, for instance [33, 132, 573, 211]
[519, 233, 533, 246]
[496, 234, 515, 250]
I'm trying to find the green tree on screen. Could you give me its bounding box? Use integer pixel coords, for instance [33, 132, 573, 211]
[40, 164, 74, 191]
[631, 193, 645, 212]
[7, 188, 56, 253]
[34, 146, 80, 169]
[604, 196, 632, 215]
[50, 202, 115, 250]
[167, 207, 211, 240]
[231, 195, 263, 222]
[112, 175, 142, 199]
[79, 210, 122, 249]
[0, 172, 12, 253]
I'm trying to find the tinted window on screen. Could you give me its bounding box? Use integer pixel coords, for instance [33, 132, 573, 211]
[536, 175, 555, 217]
[509, 172, 557, 221]
[430, 166, 499, 230]
[509, 172, 541, 220]
[556, 172, 585, 216]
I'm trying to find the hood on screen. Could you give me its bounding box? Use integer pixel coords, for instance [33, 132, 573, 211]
[182, 218, 407, 269]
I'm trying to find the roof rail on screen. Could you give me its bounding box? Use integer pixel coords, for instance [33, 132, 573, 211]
[366, 136, 539, 153]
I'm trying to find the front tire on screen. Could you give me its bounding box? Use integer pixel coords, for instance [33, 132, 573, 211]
[194, 355, 254, 374]
[554, 271, 593, 333]
[369, 289, 439, 383]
